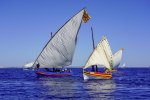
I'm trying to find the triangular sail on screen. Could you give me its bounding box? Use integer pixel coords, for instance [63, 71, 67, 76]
[122, 63, 126, 68]
[24, 62, 34, 68]
[83, 36, 113, 70]
[113, 49, 123, 68]
[123, 63, 126, 67]
[33, 9, 90, 68]
[101, 36, 114, 68]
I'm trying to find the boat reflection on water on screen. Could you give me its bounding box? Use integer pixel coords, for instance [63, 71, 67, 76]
[36, 76, 84, 99]
[83, 79, 116, 100]
[35, 76, 116, 99]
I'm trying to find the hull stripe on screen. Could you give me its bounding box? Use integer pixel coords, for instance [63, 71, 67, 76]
[84, 71, 112, 78]
[36, 72, 72, 76]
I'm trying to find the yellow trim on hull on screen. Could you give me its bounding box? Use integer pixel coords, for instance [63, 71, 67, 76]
[110, 70, 117, 72]
[83, 71, 112, 79]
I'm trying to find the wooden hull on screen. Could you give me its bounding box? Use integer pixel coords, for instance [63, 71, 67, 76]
[36, 71, 72, 77]
[83, 71, 112, 80]
[110, 70, 117, 72]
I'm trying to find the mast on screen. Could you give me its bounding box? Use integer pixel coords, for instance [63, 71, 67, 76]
[91, 27, 95, 49]
[91, 27, 98, 72]
[51, 32, 53, 38]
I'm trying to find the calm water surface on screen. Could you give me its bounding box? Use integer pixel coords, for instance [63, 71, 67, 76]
[0, 68, 150, 100]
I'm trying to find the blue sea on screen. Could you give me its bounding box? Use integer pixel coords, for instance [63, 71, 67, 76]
[0, 68, 150, 100]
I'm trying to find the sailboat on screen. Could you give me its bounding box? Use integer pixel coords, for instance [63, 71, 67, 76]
[23, 62, 34, 70]
[83, 36, 123, 80]
[121, 63, 126, 68]
[32, 8, 90, 76]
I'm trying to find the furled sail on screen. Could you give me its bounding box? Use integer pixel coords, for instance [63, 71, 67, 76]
[33, 9, 90, 68]
[83, 36, 113, 70]
[113, 49, 123, 68]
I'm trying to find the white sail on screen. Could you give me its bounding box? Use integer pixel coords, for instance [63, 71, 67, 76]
[33, 9, 90, 68]
[122, 63, 126, 68]
[24, 62, 34, 68]
[101, 36, 113, 68]
[83, 36, 113, 70]
[113, 49, 123, 68]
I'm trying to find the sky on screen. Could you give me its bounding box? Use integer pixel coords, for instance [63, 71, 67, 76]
[0, 0, 150, 67]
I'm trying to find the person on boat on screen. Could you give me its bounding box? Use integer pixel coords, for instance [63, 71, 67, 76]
[53, 68, 55, 72]
[45, 68, 50, 72]
[91, 65, 98, 72]
[95, 65, 98, 72]
[36, 63, 40, 69]
[91, 65, 95, 72]
[57, 68, 61, 72]
[66, 69, 71, 72]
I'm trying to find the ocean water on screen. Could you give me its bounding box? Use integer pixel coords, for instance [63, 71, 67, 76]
[0, 68, 150, 100]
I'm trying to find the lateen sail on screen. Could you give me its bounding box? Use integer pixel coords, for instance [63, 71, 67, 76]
[113, 48, 123, 68]
[83, 36, 113, 70]
[33, 9, 90, 68]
